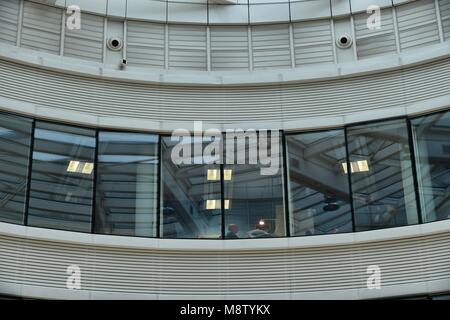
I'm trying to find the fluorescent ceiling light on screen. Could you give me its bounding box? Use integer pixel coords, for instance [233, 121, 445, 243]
[207, 169, 232, 181]
[67, 160, 94, 175]
[342, 160, 369, 174]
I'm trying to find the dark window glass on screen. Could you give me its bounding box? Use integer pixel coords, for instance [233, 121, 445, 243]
[28, 122, 96, 232]
[286, 130, 353, 236]
[95, 132, 159, 237]
[0, 113, 32, 224]
[411, 111, 450, 223]
[160, 136, 222, 239]
[347, 119, 418, 231]
[223, 131, 286, 239]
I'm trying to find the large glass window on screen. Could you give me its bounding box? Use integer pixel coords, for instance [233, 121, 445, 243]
[223, 131, 286, 238]
[160, 136, 222, 239]
[0, 114, 32, 224]
[95, 132, 159, 237]
[28, 122, 96, 232]
[286, 130, 353, 236]
[347, 119, 419, 231]
[411, 111, 450, 223]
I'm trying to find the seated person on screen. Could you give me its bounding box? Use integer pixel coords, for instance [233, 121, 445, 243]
[225, 224, 239, 239]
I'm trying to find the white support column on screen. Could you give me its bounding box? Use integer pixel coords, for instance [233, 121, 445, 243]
[435, 0, 445, 43]
[16, 0, 24, 47]
[392, 6, 401, 54]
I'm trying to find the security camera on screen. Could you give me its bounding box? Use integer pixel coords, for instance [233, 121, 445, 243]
[336, 35, 353, 49]
[107, 37, 123, 51]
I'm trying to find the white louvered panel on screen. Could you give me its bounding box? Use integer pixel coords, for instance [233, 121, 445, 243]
[354, 9, 397, 59]
[396, 0, 440, 51]
[210, 26, 249, 70]
[440, 0, 450, 40]
[168, 25, 207, 71]
[20, 1, 61, 54]
[0, 0, 20, 44]
[64, 13, 104, 62]
[126, 21, 165, 69]
[0, 57, 449, 122]
[252, 24, 291, 70]
[292, 20, 334, 66]
[0, 230, 450, 296]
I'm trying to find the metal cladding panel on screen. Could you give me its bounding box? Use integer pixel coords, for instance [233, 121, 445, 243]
[0, 230, 450, 296]
[396, 0, 441, 51]
[440, 0, 450, 41]
[168, 24, 207, 71]
[354, 8, 397, 59]
[20, 1, 61, 54]
[292, 20, 334, 66]
[126, 21, 165, 69]
[0, 57, 449, 123]
[64, 13, 104, 62]
[210, 26, 249, 71]
[0, 0, 20, 44]
[252, 24, 292, 70]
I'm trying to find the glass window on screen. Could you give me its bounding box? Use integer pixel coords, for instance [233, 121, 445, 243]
[27, 122, 96, 232]
[347, 119, 419, 231]
[286, 130, 353, 236]
[160, 136, 222, 239]
[223, 131, 286, 239]
[0, 113, 32, 224]
[95, 132, 159, 237]
[411, 111, 450, 223]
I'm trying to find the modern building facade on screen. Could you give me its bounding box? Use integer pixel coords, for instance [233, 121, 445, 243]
[0, 0, 450, 299]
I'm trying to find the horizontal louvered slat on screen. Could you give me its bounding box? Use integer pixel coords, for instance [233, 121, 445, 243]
[252, 24, 291, 70]
[397, 0, 440, 51]
[354, 8, 397, 59]
[0, 57, 449, 123]
[64, 13, 104, 62]
[168, 25, 207, 71]
[210, 26, 249, 70]
[0, 228, 450, 296]
[126, 21, 165, 68]
[20, 1, 61, 54]
[292, 20, 334, 66]
[0, 0, 20, 44]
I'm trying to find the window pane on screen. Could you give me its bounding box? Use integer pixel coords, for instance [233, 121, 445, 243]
[28, 122, 96, 232]
[224, 131, 285, 239]
[95, 132, 159, 237]
[347, 119, 418, 231]
[411, 111, 450, 223]
[0, 113, 32, 224]
[160, 136, 222, 239]
[286, 130, 353, 236]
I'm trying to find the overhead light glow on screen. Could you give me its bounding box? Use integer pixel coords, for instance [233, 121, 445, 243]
[342, 160, 369, 174]
[67, 160, 94, 175]
[207, 169, 233, 181]
[259, 220, 265, 226]
[205, 199, 230, 210]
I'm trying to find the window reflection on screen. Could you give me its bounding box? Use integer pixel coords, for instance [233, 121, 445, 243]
[411, 111, 450, 223]
[0, 114, 32, 224]
[28, 122, 96, 232]
[286, 130, 353, 236]
[223, 131, 286, 239]
[95, 132, 159, 237]
[347, 119, 419, 231]
[160, 136, 222, 239]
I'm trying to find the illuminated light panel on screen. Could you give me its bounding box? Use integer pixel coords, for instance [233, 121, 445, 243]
[67, 160, 94, 175]
[342, 160, 369, 174]
[206, 199, 230, 210]
[207, 169, 233, 181]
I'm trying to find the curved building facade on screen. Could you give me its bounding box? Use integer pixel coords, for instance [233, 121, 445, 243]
[0, 0, 450, 299]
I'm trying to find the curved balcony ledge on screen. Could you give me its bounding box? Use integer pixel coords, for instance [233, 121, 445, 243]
[2, 42, 449, 86]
